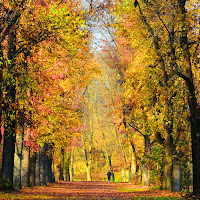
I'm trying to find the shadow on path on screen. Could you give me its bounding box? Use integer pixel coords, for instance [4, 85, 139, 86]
[0, 181, 182, 199]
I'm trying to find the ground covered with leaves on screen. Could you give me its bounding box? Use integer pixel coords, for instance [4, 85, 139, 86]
[0, 181, 186, 199]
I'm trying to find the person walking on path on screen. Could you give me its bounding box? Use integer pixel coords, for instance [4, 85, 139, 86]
[111, 169, 115, 182]
[107, 171, 111, 182]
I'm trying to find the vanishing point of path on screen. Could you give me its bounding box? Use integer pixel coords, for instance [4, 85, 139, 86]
[0, 181, 182, 199]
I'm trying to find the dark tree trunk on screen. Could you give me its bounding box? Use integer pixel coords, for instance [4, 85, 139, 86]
[178, 1, 200, 194]
[47, 151, 53, 183]
[35, 152, 41, 186]
[1, 30, 17, 189]
[0, 45, 3, 144]
[41, 144, 48, 185]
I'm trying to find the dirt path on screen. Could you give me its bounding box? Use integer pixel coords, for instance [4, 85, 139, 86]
[0, 181, 182, 199]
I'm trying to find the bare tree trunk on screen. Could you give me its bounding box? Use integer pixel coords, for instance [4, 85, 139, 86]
[141, 164, 149, 186]
[162, 134, 173, 190]
[14, 131, 23, 188]
[35, 152, 41, 186]
[41, 144, 48, 185]
[47, 151, 53, 183]
[69, 150, 74, 181]
[172, 157, 181, 192]
[64, 154, 70, 181]
[1, 30, 17, 189]
[28, 149, 36, 186]
[60, 149, 64, 181]
[131, 152, 137, 179]
[21, 146, 29, 187]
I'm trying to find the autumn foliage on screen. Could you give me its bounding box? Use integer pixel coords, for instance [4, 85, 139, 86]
[0, 0, 199, 197]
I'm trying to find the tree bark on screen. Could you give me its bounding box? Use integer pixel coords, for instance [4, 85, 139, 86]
[35, 152, 41, 186]
[141, 164, 149, 186]
[60, 149, 64, 181]
[69, 150, 74, 181]
[13, 131, 23, 188]
[46, 152, 52, 183]
[21, 146, 29, 187]
[178, 1, 200, 194]
[1, 30, 17, 189]
[41, 144, 48, 185]
[172, 157, 181, 192]
[162, 124, 174, 190]
[64, 154, 70, 181]
[28, 149, 36, 187]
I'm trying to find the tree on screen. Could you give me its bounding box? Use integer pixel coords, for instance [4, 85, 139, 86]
[115, 0, 200, 193]
[0, 0, 90, 188]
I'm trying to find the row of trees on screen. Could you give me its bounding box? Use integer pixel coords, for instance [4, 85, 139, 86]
[73, 0, 199, 194]
[105, 0, 199, 193]
[0, 0, 97, 189]
[0, 0, 199, 196]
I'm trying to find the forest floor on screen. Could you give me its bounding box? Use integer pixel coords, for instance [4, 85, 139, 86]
[0, 181, 187, 199]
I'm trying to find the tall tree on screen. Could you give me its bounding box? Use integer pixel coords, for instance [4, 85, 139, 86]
[115, 0, 200, 193]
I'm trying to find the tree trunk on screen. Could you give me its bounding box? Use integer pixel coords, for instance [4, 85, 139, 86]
[55, 163, 61, 182]
[1, 30, 17, 189]
[162, 133, 173, 190]
[35, 152, 41, 186]
[69, 150, 74, 181]
[64, 154, 70, 181]
[21, 146, 29, 187]
[142, 134, 151, 186]
[13, 131, 24, 188]
[86, 164, 91, 181]
[178, 2, 200, 194]
[131, 152, 137, 179]
[0, 45, 3, 145]
[172, 157, 181, 192]
[47, 152, 53, 183]
[142, 164, 149, 186]
[121, 168, 125, 182]
[41, 144, 48, 185]
[28, 149, 36, 187]
[60, 149, 64, 181]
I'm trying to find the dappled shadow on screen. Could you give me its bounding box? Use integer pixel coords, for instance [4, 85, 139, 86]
[1, 181, 181, 199]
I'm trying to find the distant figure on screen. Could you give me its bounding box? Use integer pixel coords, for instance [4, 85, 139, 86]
[111, 169, 115, 182]
[107, 171, 111, 182]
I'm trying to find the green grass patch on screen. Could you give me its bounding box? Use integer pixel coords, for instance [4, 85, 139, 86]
[114, 179, 122, 182]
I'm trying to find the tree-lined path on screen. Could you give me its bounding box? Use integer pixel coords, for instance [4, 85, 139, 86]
[0, 181, 182, 199]
[0, 0, 200, 197]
